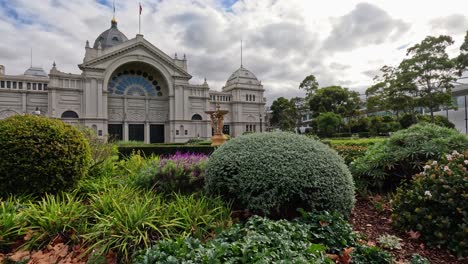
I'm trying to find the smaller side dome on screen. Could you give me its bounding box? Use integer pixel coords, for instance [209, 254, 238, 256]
[24, 67, 48, 77]
[225, 66, 261, 86]
[93, 20, 128, 49]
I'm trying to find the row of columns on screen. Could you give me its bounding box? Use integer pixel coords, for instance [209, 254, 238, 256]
[121, 121, 154, 143]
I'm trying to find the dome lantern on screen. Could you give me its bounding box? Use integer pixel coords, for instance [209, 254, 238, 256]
[93, 19, 128, 49]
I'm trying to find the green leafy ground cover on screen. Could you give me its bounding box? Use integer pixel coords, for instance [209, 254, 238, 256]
[134, 211, 393, 264]
[2, 119, 465, 263]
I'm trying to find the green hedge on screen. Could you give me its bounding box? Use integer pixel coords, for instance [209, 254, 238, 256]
[0, 115, 91, 196]
[323, 137, 387, 147]
[118, 145, 216, 158]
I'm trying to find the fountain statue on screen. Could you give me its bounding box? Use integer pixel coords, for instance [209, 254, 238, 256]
[205, 104, 229, 146]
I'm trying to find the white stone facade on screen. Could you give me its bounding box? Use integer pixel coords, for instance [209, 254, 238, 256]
[0, 20, 266, 143]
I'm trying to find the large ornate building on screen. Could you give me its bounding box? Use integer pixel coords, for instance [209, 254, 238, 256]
[0, 18, 266, 143]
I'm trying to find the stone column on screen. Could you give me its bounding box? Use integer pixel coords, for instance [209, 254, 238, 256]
[123, 122, 129, 141]
[21, 92, 27, 114]
[145, 121, 150, 144]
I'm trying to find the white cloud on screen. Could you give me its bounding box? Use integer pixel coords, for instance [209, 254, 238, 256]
[1, 0, 468, 104]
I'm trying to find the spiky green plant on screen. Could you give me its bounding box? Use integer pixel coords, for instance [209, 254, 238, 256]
[22, 193, 88, 248]
[167, 193, 231, 239]
[0, 197, 26, 252]
[84, 187, 177, 262]
[84, 187, 232, 262]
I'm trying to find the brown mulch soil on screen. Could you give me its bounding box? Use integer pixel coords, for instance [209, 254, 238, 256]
[0, 243, 87, 264]
[351, 196, 467, 264]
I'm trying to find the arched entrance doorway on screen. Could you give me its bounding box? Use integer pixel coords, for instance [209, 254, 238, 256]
[106, 62, 169, 143]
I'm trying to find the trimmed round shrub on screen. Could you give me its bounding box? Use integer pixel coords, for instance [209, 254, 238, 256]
[399, 113, 455, 129]
[204, 132, 355, 218]
[0, 115, 91, 196]
[351, 123, 468, 190]
[392, 150, 468, 258]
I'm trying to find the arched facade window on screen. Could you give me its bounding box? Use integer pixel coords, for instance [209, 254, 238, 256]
[191, 114, 202, 121]
[61, 110, 79, 118]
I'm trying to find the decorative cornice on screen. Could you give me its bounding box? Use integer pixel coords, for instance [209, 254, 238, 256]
[79, 41, 191, 78]
[47, 87, 83, 92]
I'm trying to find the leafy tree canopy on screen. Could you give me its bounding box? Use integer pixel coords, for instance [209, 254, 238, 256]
[315, 112, 342, 137]
[366, 65, 417, 116]
[456, 30, 468, 75]
[299, 74, 319, 98]
[367, 35, 457, 122]
[309, 86, 361, 117]
[270, 97, 297, 131]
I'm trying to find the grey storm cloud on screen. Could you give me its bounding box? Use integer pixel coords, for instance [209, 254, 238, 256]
[4, 0, 465, 106]
[362, 69, 380, 79]
[329, 63, 350, 71]
[430, 14, 468, 35]
[323, 3, 410, 52]
[165, 12, 235, 53]
[249, 22, 318, 57]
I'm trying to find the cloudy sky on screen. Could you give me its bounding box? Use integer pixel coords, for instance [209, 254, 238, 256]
[1, 0, 468, 104]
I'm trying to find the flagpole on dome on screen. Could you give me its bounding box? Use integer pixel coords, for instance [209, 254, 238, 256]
[139, 2, 142, 35]
[113, 0, 116, 21]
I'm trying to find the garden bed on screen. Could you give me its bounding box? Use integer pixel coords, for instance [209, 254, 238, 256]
[351, 196, 463, 263]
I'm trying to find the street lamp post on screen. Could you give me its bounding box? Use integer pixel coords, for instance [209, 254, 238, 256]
[32, 107, 41, 116]
[260, 113, 263, 133]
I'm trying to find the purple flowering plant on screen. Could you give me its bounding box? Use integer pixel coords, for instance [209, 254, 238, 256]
[140, 152, 209, 194]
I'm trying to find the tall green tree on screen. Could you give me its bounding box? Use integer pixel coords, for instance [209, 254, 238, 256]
[299, 74, 319, 98]
[270, 97, 297, 131]
[398, 35, 456, 122]
[289, 97, 308, 133]
[456, 30, 468, 75]
[308, 86, 361, 117]
[315, 112, 342, 137]
[366, 65, 417, 117]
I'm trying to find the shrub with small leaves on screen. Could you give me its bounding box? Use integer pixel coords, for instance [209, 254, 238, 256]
[392, 150, 468, 257]
[351, 123, 468, 190]
[0, 115, 91, 196]
[205, 132, 355, 218]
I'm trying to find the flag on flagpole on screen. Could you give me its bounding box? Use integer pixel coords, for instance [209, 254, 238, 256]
[139, 2, 142, 15]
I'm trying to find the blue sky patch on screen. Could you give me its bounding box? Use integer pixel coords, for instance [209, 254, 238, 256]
[221, 0, 238, 9]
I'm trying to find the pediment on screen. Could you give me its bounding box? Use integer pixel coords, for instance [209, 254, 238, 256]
[79, 37, 191, 79]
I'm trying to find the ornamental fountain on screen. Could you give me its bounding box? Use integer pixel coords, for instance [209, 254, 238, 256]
[205, 104, 229, 146]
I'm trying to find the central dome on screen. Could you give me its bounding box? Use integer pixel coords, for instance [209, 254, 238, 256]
[24, 67, 48, 77]
[225, 66, 261, 86]
[93, 19, 128, 49]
